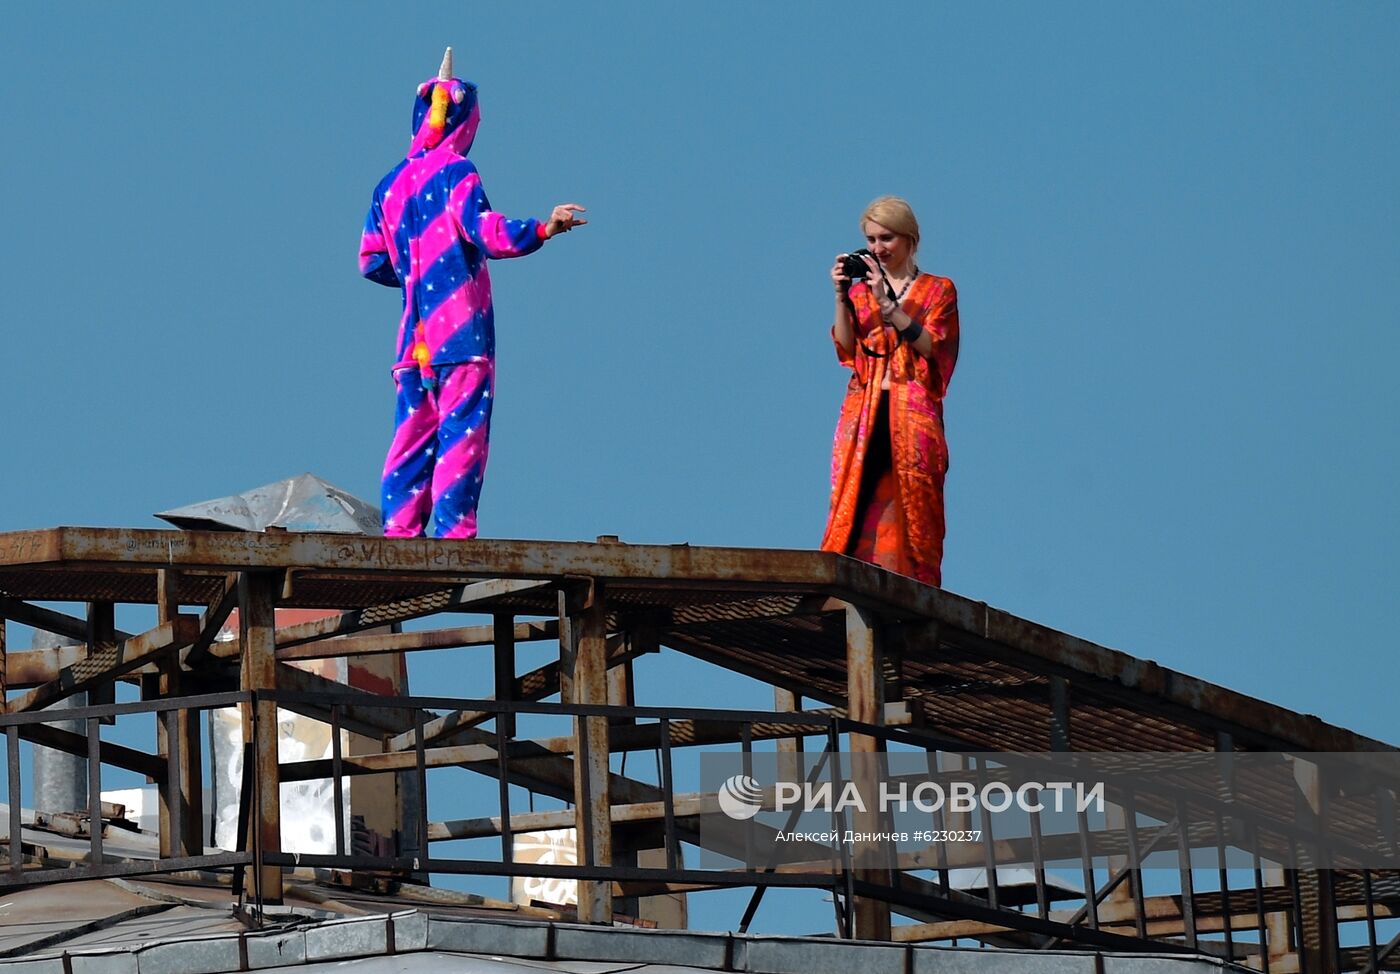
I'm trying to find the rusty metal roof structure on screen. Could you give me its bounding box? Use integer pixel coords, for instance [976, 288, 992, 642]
[0, 527, 1396, 973]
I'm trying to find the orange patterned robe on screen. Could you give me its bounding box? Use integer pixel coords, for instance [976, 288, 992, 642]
[820, 274, 959, 586]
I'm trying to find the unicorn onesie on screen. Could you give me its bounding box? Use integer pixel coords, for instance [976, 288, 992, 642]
[360, 49, 548, 539]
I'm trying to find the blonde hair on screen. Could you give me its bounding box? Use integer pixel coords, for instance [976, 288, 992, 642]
[860, 196, 920, 252]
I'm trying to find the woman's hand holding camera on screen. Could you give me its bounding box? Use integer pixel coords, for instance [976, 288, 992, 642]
[855, 254, 900, 318]
[831, 250, 915, 347]
[831, 255, 852, 296]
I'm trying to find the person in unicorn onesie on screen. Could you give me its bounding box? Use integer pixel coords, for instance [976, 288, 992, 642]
[360, 48, 586, 539]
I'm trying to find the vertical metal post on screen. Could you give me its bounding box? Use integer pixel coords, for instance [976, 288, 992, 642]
[156, 570, 203, 858]
[973, 756, 1000, 911]
[85, 598, 114, 867]
[607, 658, 634, 727]
[0, 615, 11, 874]
[493, 613, 515, 739]
[248, 702, 264, 915]
[155, 574, 175, 856]
[844, 602, 890, 941]
[231, 739, 255, 903]
[163, 707, 182, 859]
[926, 750, 950, 896]
[496, 712, 513, 866]
[181, 696, 203, 858]
[1076, 798, 1098, 931]
[1293, 757, 1335, 974]
[1122, 789, 1147, 939]
[7, 725, 21, 873]
[86, 717, 102, 865]
[1216, 808, 1235, 964]
[741, 722, 755, 873]
[604, 637, 636, 919]
[560, 583, 612, 924]
[774, 688, 802, 757]
[86, 602, 116, 713]
[1214, 732, 1235, 965]
[330, 705, 345, 858]
[1103, 799, 1132, 913]
[238, 572, 282, 903]
[1028, 785, 1049, 920]
[1175, 795, 1198, 950]
[659, 717, 678, 871]
[1362, 869, 1379, 974]
[1253, 828, 1272, 974]
[1049, 675, 1074, 927]
[413, 707, 428, 872]
[1289, 864, 1309, 974]
[828, 720, 855, 940]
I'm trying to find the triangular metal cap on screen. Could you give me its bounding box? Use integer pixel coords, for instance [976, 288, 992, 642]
[157, 473, 381, 535]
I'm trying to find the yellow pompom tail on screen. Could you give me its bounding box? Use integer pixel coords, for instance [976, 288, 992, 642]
[412, 324, 432, 369]
[428, 84, 449, 132]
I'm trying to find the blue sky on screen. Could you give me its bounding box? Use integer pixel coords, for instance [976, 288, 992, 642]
[2, 0, 1397, 929]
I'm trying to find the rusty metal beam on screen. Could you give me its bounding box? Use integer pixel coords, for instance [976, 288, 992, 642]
[878, 576, 1396, 756]
[3, 639, 243, 688]
[17, 722, 165, 781]
[599, 703, 910, 754]
[428, 794, 723, 842]
[845, 602, 891, 940]
[383, 632, 637, 753]
[238, 571, 281, 904]
[0, 531, 59, 567]
[273, 664, 415, 739]
[3, 646, 87, 688]
[156, 570, 204, 858]
[281, 741, 497, 781]
[893, 895, 1278, 943]
[3, 526, 1391, 757]
[155, 573, 178, 858]
[6, 528, 836, 587]
[273, 578, 552, 648]
[896, 897, 1400, 946]
[280, 703, 914, 787]
[5, 616, 200, 714]
[1294, 757, 1338, 974]
[561, 583, 613, 923]
[273, 619, 558, 663]
[186, 573, 238, 666]
[0, 598, 133, 644]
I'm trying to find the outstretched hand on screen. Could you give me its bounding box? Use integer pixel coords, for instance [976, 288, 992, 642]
[545, 203, 588, 238]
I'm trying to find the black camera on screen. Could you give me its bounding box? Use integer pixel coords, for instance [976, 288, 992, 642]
[841, 248, 876, 282]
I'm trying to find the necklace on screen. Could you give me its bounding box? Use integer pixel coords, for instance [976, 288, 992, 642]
[890, 265, 919, 302]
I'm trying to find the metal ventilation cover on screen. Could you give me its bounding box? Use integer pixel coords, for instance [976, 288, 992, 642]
[156, 473, 381, 535]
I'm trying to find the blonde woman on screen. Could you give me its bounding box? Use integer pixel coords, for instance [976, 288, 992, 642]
[821, 197, 960, 585]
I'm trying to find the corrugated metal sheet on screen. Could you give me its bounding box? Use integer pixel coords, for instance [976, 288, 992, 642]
[0, 883, 1239, 974]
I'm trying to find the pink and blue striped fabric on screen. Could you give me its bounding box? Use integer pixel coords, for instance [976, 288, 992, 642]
[361, 73, 545, 538]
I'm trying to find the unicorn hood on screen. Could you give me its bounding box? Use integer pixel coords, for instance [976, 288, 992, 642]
[407, 46, 480, 158]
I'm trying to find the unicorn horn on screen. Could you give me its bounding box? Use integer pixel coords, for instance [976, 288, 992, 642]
[438, 46, 453, 81]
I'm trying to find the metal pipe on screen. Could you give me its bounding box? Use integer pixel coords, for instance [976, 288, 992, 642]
[29, 631, 86, 816]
